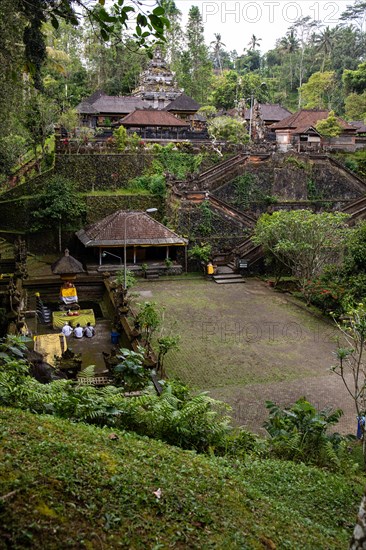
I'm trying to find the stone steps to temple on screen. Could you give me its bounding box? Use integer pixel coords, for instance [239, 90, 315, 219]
[213, 273, 245, 284]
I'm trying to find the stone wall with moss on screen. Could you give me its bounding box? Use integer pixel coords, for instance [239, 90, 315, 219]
[85, 195, 162, 223]
[0, 170, 55, 201]
[177, 203, 250, 258]
[54, 153, 154, 192]
[213, 154, 365, 218]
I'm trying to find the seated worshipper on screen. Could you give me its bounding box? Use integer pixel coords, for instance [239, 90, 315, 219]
[60, 281, 78, 306]
[73, 323, 83, 338]
[62, 321, 73, 337]
[83, 322, 95, 338]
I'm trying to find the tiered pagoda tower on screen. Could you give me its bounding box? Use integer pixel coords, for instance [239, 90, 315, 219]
[132, 48, 183, 108]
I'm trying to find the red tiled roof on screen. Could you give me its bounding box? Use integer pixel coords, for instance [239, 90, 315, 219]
[76, 211, 188, 247]
[119, 109, 189, 127]
[270, 109, 355, 132]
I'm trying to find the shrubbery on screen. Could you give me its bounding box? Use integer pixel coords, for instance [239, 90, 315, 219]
[264, 398, 356, 471]
[0, 337, 358, 470]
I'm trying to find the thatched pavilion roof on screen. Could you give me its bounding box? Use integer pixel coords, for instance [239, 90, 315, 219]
[51, 249, 85, 275]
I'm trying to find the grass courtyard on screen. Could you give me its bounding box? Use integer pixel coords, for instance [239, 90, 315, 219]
[133, 277, 354, 435]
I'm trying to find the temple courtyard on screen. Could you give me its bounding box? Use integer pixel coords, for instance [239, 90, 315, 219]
[132, 277, 355, 436]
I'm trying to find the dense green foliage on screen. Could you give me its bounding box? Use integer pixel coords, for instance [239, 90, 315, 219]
[1, 407, 362, 549]
[0, 337, 234, 453]
[303, 220, 366, 315]
[316, 110, 343, 137]
[253, 210, 349, 299]
[30, 174, 86, 250]
[264, 398, 355, 471]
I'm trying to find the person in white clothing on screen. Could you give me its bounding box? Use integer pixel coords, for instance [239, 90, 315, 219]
[73, 323, 83, 338]
[83, 322, 95, 338]
[62, 322, 73, 337]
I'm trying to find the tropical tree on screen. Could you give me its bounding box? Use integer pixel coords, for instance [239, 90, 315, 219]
[31, 175, 86, 251]
[332, 303, 366, 467]
[159, 0, 183, 70]
[207, 116, 248, 154]
[290, 17, 318, 108]
[18, 0, 169, 88]
[24, 90, 58, 164]
[247, 34, 261, 51]
[252, 210, 349, 300]
[299, 71, 336, 109]
[59, 108, 79, 135]
[343, 61, 366, 94]
[157, 335, 180, 377]
[279, 29, 299, 90]
[179, 6, 213, 103]
[210, 33, 226, 73]
[314, 26, 337, 72]
[136, 301, 164, 351]
[345, 92, 366, 121]
[315, 111, 343, 137]
[340, 0, 366, 31]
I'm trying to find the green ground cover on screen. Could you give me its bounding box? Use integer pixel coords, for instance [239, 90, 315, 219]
[0, 407, 362, 549]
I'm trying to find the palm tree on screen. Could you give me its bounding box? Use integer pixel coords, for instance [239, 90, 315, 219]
[247, 34, 262, 51]
[279, 29, 299, 90]
[314, 26, 337, 71]
[210, 33, 226, 73]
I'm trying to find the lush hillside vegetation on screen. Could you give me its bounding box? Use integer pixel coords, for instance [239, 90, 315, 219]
[0, 407, 363, 549]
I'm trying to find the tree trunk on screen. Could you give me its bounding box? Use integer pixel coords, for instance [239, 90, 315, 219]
[58, 220, 62, 252]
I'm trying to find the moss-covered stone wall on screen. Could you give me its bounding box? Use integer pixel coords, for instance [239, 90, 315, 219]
[0, 169, 55, 201]
[85, 195, 162, 224]
[213, 154, 365, 218]
[177, 204, 250, 258]
[54, 153, 154, 192]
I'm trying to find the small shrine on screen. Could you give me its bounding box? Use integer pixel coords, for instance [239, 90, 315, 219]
[51, 249, 95, 330]
[51, 249, 84, 309]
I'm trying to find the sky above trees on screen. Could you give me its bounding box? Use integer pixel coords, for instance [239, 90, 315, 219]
[176, 0, 355, 53]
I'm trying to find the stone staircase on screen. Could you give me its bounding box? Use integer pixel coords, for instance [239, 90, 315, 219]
[195, 153, 249, 191]
[342, 195, 366, 222]
[213, 266, 245, 284]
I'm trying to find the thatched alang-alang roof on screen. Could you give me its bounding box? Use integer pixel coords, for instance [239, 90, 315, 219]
[51, 249, 85, 274]
[164, 93, 200, 112]
[76, 211, 188, 247]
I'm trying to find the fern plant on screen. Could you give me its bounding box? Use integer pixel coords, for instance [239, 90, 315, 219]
[264, 398, 355, 471]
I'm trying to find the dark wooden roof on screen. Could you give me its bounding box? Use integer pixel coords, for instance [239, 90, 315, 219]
[76, 101, 99, 115]
[76, 94, 146, 115]
[51, 249, 85, 274]
[119, 109, 189, 127]
[351, 121, 366, 134]
[244, 103, 291, 122]
[76, 211, 188, 247]
[270, 109, 356, 133]
[164, 93, 200, 112]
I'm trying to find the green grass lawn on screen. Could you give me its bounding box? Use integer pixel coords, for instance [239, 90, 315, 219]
[0, 407, 362, 549]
